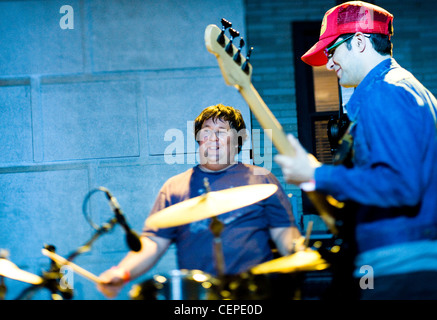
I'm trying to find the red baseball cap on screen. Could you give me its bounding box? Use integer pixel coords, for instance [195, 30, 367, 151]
[301, 1, 394, 66]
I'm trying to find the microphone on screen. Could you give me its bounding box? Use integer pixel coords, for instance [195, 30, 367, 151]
[102, 188, 142, 252]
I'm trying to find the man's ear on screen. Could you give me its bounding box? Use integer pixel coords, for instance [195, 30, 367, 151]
[355, 32, 367, 53]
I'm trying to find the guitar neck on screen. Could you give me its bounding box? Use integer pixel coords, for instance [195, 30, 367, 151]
[238, 83, 296, 157]
[239, 83, 339, 235]
[205, 21, 339, 235]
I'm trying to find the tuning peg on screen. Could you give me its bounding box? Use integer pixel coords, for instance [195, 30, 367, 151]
[221, 18, 232, 30]
[242, 46, 253, 74]
[225, 28, 240, 55]
[233, 37, 245, 64]
[217, 18, 232, 46]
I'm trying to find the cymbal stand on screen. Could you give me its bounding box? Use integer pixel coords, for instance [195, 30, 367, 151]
[210, 216, 225, 277]
[15, 217, 118, 300]
[0, 250, 8, 300]
[15, 245, 73, 300]
[0, 276, 5, 300]
[202, 178, 226, 278]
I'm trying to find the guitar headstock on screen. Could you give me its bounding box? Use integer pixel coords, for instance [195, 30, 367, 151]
[205, 18, 253, 89]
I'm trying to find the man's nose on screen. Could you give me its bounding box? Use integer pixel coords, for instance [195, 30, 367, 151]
[209, 131, 219, 141]
[326, 57, 335, 71]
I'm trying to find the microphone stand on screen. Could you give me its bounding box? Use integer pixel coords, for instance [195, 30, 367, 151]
[66, 216, 118, 261]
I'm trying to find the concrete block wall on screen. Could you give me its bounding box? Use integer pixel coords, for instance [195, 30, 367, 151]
[245, 0, 437, 231]
[0, 0, 249, 300]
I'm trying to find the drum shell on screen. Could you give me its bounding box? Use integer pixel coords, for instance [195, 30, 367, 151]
[130, 269, 304, 300]
[130, 269, 220, 300]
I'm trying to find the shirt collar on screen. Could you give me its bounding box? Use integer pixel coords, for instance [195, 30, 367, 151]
[346, 57, 397, 121]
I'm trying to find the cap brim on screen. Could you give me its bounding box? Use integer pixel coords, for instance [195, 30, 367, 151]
[301, 35, 338, 67]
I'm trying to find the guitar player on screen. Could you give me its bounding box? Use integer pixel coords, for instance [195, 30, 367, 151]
[275, 1, 437, 299]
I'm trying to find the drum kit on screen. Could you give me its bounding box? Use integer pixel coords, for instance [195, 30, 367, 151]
[0, 182, 330, 300]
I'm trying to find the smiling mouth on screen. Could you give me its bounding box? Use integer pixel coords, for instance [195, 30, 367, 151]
[204, 146, 220, 157]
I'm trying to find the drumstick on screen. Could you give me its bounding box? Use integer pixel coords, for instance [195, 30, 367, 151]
[41, 249, 103, 284]
[303, 220, 313, 248]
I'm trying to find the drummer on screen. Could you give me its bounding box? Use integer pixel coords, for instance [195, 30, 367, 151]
[97, 104, 304, 298]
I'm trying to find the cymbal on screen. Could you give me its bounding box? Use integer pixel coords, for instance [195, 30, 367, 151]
[0, 258, 43, 285]
[146, 184, 278, 228]
[250, 249, 330, 274]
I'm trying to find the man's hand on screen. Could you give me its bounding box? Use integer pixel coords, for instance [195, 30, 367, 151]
[97, 267, 129, 299]
[274, 134, 321, 186]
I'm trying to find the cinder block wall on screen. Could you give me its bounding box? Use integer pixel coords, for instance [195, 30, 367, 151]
[0, 0, 249, 300]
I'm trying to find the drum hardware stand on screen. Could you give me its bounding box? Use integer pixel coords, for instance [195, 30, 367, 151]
[15, 214, 119, 300]
[303, 221, 313, 249]
[66, 215, 118, 261]
[0, 276, 5, 300]
[201, 178, 231, 300]
[15, 245, 74, 300]
[0, 249, 8, 300]
[210, 216, 225, 277]
[202, 178, 226, 279]
[209, 208, 231, 299]
[13, 187, 133, 300]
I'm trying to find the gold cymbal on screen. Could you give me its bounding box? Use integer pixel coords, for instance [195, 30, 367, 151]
[0, 258, 43, 285]
[146, 184, 278, 229]
[250, 249, 330, 274]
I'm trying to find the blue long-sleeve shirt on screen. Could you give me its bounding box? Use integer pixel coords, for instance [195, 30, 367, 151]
[315, 58, 437, 253]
